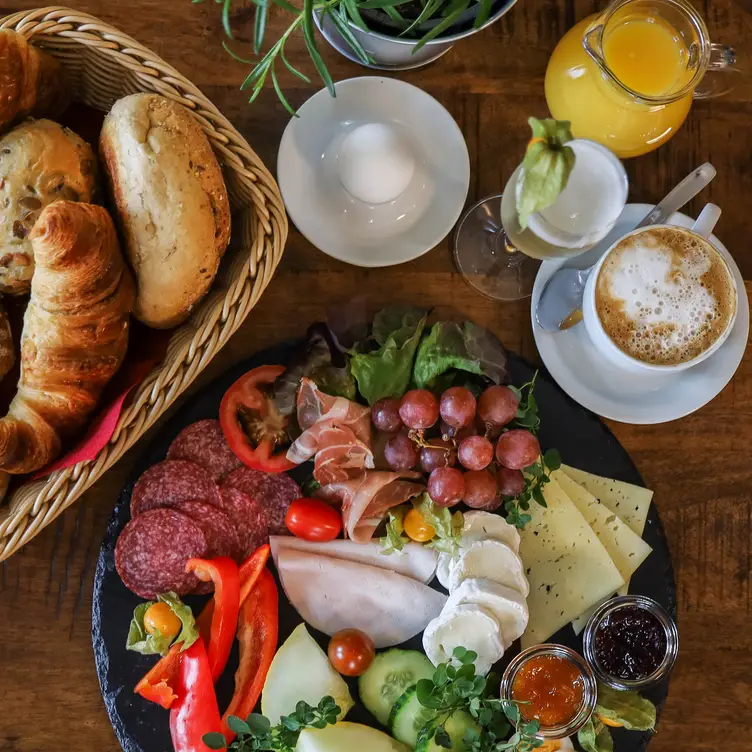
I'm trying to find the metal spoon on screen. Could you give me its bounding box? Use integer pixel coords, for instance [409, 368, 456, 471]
[535, 162, 717, 333]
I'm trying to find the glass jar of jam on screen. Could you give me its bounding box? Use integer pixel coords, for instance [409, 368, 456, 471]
[583, 595, 679, 690]
[500, 645, 597, 739]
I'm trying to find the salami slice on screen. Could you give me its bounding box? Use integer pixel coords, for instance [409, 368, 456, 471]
[115, 508, 207, 598]
[166, 420, 242, 482]
[219, 487, 269, 558]
[222, 467, 301, 536]
[130, 460, 221, 517]
[176, 500, 242, 562]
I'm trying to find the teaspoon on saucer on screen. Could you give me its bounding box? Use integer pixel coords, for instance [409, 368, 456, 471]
[535, 162, 717, 333]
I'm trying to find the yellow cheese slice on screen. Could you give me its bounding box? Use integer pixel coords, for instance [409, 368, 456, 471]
[561, 464, 653, 537]
[518, 477, 625, 649]
[554, 471, 654, 634]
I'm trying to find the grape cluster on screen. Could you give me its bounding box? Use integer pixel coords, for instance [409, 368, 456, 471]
[371, 385, 541, 511]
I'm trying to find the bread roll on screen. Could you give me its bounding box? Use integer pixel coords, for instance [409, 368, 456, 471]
[0, 119, 97, 294]
[99, 93, 230, 329]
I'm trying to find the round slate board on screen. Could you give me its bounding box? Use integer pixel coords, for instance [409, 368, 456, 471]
[93, 344, 676, 752]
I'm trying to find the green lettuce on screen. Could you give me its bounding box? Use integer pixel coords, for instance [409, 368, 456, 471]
[350, 306, 427, 405]
[412, 321, 508, 389]
[126, 592, 199, 656]
[578, 716, 615, 752]
[380, 505, 409, 555]
[595, 683, 657, 731]
[516, 117, 576, 229]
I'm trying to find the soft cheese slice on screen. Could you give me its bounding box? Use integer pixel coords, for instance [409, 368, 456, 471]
[560, 465, 653, 537]
[276, 548, 446, 648]
[445, 578, 529, 649]
[519, 477, 625, 648]
[270, 536, 438, 584]
[423, 604, 504, 676]
[448, 539, 529, 596]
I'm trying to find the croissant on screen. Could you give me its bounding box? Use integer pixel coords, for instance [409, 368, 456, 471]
[0, 30, 69, 133]
[0, 201, 134, 473]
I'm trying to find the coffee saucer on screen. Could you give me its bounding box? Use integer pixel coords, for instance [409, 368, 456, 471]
[277, 77, 470, 267]
[531, 203, 749, 424]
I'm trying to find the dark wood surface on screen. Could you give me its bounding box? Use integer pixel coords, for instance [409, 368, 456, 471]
[0, 1, 750, 751]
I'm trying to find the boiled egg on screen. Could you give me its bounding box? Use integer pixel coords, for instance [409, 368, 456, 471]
[338, 123, 415, 204]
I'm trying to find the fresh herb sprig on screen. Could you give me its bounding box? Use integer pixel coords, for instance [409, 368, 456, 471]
[503, 373, 562, 529]
[415, 647, 543, 752]
[203, 696, 340, 752]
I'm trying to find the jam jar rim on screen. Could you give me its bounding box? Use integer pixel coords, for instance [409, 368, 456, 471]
[500, 643, 598, 740]
[582, 594, 679, 691]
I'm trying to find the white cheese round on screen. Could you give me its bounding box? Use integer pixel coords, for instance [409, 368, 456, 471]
[448, 539, 529, 596]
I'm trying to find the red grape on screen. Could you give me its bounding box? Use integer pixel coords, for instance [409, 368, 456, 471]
[497, 466, 525, 496]
[384, 433, 418, 470]
[495, 429, 540, 470]
[457, 435, 494, 471]
[371, 398, 402, 433]
[427, 467, 465, 507]
[419, 438, 457, 473]
[399, 389, 439, 430]
[463, 470, 501, 510]
[440, 420, 477, 441]
[439, 387, 476, 429]
[478, 386, 519, 427]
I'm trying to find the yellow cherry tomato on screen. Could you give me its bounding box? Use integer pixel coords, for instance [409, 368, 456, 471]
[597, 714, 624, 728]
[403, 508, 436, 543]
[144, 602, 181, 638]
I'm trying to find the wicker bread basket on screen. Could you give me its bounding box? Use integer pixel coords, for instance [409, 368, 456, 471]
[0, 7, 288, 561]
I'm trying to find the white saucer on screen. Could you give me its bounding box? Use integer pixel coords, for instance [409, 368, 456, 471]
[277, 77, 470, 267]
[531, 203, 750, 424]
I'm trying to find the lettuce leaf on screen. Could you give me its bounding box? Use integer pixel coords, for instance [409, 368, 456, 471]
[595, 683, 657, 731]
[350, 306, 427, 405]
[413, 321, 508, 389]
[578, 717, 614, 752]
[126, 592, 199, 656]
[380, 505, 409, 555]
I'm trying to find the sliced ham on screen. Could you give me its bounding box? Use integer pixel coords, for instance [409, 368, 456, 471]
[319, 471, 425, 542]
[276, 548, 447, 648]
[296, 378, 371, 441]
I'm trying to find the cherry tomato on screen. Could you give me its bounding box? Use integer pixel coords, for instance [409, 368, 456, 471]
[219, 365, 296, 473]
[328, 628, 375, 677]
[285, 498, 342, 541]
[144, 602, 182, 639]
[403, 508, 436, 542]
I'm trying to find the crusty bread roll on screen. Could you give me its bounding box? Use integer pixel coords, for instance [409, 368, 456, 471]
[99, 93, 230, 329]
[0, 119, 97, 294]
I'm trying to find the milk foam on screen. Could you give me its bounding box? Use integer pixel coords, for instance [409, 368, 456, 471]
[596, 228, 736, 365]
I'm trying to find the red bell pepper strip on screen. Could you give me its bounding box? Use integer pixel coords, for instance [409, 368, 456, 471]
[186, 557, 240, 682]
[196, 544, 270, 642]
[134, 642, 182, 709]
[221, 568, 278, 739]
[169, 638, 225, 752]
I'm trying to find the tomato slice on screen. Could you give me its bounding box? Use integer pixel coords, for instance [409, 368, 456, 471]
[220, 365, 297, 473]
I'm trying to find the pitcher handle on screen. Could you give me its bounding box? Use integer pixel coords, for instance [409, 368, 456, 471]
[694, 44, 744, 99]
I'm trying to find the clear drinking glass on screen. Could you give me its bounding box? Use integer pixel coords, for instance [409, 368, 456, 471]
[453, 139, 628, 301]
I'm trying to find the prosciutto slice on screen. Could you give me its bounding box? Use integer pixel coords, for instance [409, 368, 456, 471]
[287, 379, 374, 484]
[320, 471, 425, 542]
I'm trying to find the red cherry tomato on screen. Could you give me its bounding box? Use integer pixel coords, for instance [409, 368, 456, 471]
[328, 629, 376, 677]
[285, 498, 342, 541]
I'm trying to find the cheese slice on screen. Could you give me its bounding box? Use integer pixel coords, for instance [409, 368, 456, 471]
[561, 464, 653, 537]
[554, 470, 653, 633]
[518, 477, 625, 648]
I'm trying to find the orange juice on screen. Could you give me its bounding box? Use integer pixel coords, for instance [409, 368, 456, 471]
[545, 15, 694, 158]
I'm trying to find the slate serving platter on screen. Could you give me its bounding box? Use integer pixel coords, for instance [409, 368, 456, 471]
[92, 344, 676, 752]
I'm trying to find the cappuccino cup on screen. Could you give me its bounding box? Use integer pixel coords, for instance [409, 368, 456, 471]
[583, 204, 738, 374]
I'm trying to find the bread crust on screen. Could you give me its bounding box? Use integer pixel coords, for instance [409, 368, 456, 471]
[100, 93, 230, 329]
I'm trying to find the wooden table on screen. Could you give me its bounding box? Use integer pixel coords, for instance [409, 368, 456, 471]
[0, 0, 751, 749]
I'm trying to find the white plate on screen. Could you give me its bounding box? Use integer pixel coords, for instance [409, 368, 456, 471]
[277, 77, 470, 268]
[531, 203, 750, 424]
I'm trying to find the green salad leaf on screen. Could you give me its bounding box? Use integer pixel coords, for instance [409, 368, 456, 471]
[126, 592, 199, 656]
[516, 117, 576, 230]
[595, 683, 657, 731]
[415, 493, 464, 556]
[350, 306, 427, 405]
[413, 321, 508, 389]
[578, 716, 615, 752]
[380, 505, 409, 555]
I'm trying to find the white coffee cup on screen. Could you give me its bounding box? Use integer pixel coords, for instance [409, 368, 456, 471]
[583, 204, 738, 374]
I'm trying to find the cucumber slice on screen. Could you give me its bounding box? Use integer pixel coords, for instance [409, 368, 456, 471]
[359, 649, 435, 726]
[415, 710, 480, 752]
[388, 686, 438, 749]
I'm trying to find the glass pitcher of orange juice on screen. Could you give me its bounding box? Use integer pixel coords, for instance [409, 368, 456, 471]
[545, 0, 739, 158]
